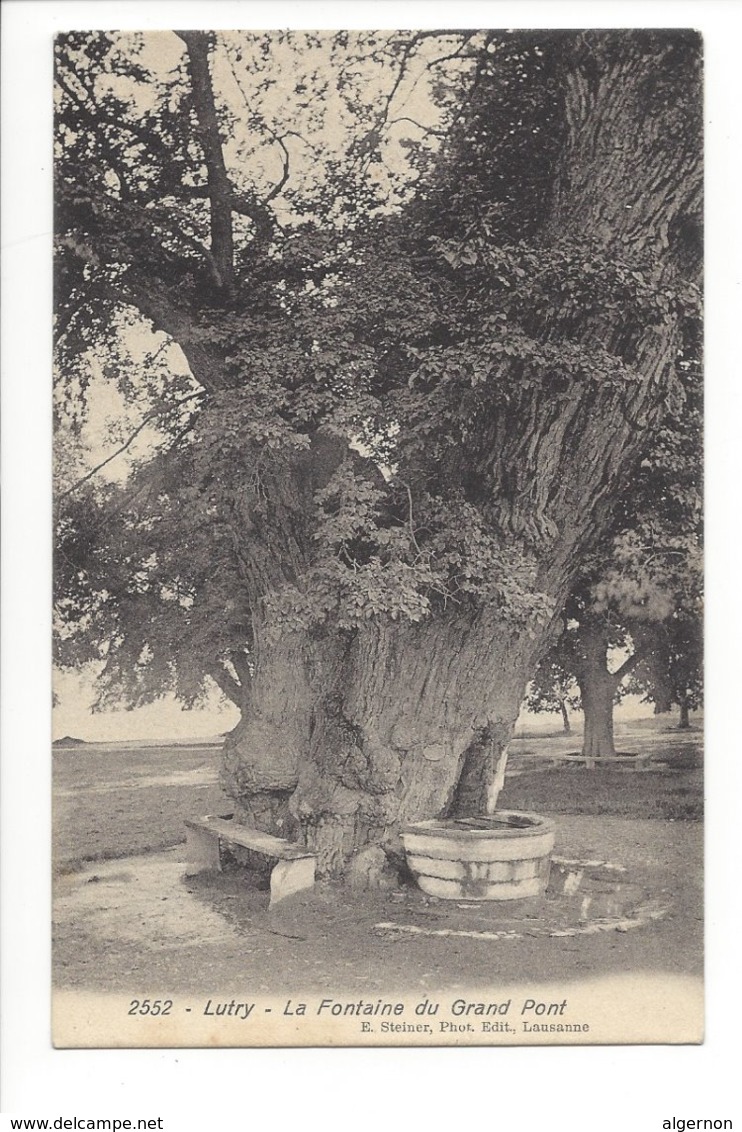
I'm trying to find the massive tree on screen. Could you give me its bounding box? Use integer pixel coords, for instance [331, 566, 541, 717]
[55, 30, 702, 874]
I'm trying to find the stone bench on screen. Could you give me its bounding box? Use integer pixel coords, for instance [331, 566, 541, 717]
[184, 814, 316, 907]
[567, 753, 653, 770]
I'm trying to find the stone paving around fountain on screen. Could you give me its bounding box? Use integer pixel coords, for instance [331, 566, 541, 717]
[375, 853, 670, 943]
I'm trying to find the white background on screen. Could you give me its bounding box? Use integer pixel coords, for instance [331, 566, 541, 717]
[2, 1, 740, 1127]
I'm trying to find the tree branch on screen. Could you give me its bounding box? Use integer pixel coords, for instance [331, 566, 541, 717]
[56, 390, 203, 500]
[223, 46, 289, 227]
[374, 31, 469, 133]
[55, 66, 175, 168]
[613, 647, 644, 683]
[176, 31, 235, 289]
[389, 116, 447, 138]
[207, 662, 243, 707]
[264, 130, 291, 203]
[230, 650, 253, 691]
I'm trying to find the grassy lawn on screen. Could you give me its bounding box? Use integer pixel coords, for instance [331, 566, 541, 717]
[53, 743, 230, 867]
[53, 718, 702, 869]
[499, 764, 702, 820]
[501, 719, 702, 820]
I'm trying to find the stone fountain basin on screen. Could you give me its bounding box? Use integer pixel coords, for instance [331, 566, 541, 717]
[401, 811, 556, 901]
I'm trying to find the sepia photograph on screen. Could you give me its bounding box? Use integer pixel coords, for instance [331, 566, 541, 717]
[50, 24, 704, 1049]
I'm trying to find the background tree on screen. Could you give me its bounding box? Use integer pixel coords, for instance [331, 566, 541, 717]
[55, 29, 702, 874]
[629, 612, 703, 728]
[525, 649, 580, 734]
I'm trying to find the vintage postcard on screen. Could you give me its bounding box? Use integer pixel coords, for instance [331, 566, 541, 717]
[52, 26, 704, 1049]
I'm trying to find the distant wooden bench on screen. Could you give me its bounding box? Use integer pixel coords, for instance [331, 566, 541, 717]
[184, 814, 316, 907]
[516, 751, 653, 770]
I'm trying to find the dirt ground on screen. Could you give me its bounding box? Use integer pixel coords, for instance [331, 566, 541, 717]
[53, 722, 703, 998]
[53, 814, 702, 997]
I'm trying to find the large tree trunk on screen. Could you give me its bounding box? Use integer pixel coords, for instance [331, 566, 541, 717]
[678, 695, 691, 729]
[580, 679, 618, 766]
[223, 608, 542, 875]
[573, 620, 649, 766]
[572, 623, 619, 766]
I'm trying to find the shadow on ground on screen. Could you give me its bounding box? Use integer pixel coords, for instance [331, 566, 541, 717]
[53, 813, 702, 997]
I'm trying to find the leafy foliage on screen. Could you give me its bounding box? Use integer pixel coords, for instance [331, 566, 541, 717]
[525, 650, 581, 726]
[53, 29, 702, 715]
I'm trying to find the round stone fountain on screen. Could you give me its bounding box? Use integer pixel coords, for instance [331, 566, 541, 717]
[401, 811, 556, 901]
